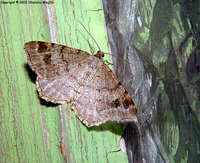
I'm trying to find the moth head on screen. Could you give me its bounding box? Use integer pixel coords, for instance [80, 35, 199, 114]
[95, 51, 105, 59]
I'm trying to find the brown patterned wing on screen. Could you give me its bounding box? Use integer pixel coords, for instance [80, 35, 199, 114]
[35, 54, 97, 104]
[24, 41, 90, 78]
[68, 56, 138, 127]
[24, 41, 137, 127]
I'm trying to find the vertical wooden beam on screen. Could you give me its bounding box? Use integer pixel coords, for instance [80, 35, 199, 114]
[0, 0, 128, 162]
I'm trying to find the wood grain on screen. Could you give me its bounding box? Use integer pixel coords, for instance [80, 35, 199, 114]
[0, 0, 129, 162]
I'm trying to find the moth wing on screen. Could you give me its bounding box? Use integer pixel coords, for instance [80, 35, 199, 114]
[24, 41, 90, 78]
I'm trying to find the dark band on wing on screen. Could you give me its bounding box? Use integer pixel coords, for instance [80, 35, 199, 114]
[37, 42, 49, 53]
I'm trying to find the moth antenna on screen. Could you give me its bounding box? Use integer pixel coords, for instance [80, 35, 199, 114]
[77, 20, 101, 51]
[77, 20, 135, 67]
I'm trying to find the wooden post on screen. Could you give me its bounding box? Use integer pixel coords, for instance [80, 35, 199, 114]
[0, 0, 128, 162]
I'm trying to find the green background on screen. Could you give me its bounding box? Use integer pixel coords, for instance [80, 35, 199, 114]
[0, 0, 128, 162]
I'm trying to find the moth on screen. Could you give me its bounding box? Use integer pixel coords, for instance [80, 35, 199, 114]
[24, 40, 137, 127]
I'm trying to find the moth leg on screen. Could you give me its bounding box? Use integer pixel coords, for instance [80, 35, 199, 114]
[104, 60, 113, 66]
